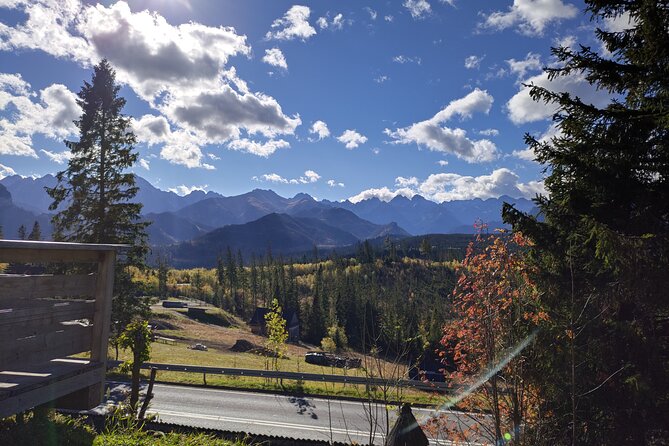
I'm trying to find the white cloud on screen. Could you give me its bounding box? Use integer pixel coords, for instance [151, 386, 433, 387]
[464, 55, 484, 69]
[419, 169, 546, 201]
[309, 120, 330, 140]
[138, 158, 150, 170]
[78, 1, 250, 100]
[207, 153, 221, 161]
[253, 170, 320, 185]
[327, 179, 344, 188]
[349, 168, 545, 204]
[437, 160, 449, 166]
[133, 115, 171, 146]
[302, 170, 320, 183]
[161, 83, 301, 142]
[506, 52, 542, 80]
[513, 122, 561, 161]
[404, 0, 431, 19]
[385, 88, 498, 163]
[374, 75, 390, 84]
[168, 184, 208, 196]
[266, 5, 316, 41]
[395, 176, 419, 188]
[0, 163, 16, 180]
[384, 15, 394, 22]
[337, 129, 368, 149]
[262, 48, 287, 70]
[481, 0, 578, 36]
[0, 76, 80, 158]
[393, 55, 422, 65]
[40, 149, 72, 164]
[365, 7, 377, 20]
[228, 138, 290, 157]
[478, 128, 499, 136]
[506, 71, 611, 124]
[348, 187, 416, 203]
[317, 13, 346, 31]
[160, 135, 215, 170]
[602, 11, 635, 33]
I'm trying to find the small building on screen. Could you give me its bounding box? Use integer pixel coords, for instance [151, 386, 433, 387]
[249, 307, 300, 342]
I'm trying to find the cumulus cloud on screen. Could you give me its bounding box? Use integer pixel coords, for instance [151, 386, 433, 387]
[0, 1, 302, 169]
[506, 52, 543, 80]
[404, 0, 431, 19]
[228, 138, 290, 157]
[337, 129, 368, 149]
[385, 88, 498, 163]
[40, 149, 73, 164]
[327, 179, 345, 188]
[348, 187, 416, 203]
[513, 122, 562, 161]
[481, 0, 578, 36]
[168, 184, 208, 196]
[309, 120, 330, 140]
[161, 84, 301, 141]
[437, 160, 449, 166]
[365, 7, 377, 20]
[464, 55, 484, 69]
[266, 5, 316, 41]
[0, 163, 16, 180]
[253, 170, 320, 185]
[78, 1, 250, 100]
[479, 128, 499, 136]
[393, 55, 422, 65]
[0, 75, 80, 158]
[349, 168, 545, 203]
[418, 169, 546, 201]
[262, 48, 287, 69]
[395, 176, 419, 188]
[138, 158, 150, 170]
[317, 13, 346, 31]
[506, 71, 611, 124]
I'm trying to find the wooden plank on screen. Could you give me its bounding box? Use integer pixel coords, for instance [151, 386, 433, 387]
[90, 251, 115, 364]
[0, 274, 97, 301]
[0, 301, 94, 336]
[0, 325, 92, 367]
[0, 240, 125, 252]
[0, 248, 103, 264]
[0, 362, 104, 418]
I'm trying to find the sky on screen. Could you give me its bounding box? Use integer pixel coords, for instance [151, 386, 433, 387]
[0, 0, 626, 202]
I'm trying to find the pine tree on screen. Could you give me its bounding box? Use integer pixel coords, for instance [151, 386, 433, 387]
[17, 224, 26, 240]
[46, 59, 149, 336]
[503, 2, 669, 443]
[27, 221, 41, 241]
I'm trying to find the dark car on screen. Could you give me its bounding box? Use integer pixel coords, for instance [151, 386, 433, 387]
[305, 351, 361, 368]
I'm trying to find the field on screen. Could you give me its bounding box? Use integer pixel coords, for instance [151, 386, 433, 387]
[110, 303, 445, 405]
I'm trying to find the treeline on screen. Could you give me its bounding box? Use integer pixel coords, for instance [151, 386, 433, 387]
[135, 247, 458, 360]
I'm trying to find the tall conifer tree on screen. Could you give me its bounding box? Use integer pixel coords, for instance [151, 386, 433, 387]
[47, 59, 149, 333]
[504, 1, 669, 443]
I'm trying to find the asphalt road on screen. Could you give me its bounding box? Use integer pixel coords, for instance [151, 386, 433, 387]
[101, 382, 489, 445]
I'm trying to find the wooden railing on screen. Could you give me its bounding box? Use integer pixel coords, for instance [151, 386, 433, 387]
[0, 240, 122, 418]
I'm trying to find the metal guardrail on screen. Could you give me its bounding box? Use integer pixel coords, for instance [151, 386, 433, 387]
[107, 361, 451, 392]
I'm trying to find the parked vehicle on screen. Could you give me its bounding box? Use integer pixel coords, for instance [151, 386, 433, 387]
[188, 343, 208, 351]
[304, 351, 361, 368]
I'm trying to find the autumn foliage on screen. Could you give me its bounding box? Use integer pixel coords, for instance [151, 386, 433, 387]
[437, 228, 547, 444]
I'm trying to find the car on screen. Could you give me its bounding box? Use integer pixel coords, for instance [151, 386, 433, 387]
[304, 351, 361, 368]
[189, 343, 208, 351]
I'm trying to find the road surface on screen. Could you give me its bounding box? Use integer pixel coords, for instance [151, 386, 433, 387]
[100, 382, 489, 445]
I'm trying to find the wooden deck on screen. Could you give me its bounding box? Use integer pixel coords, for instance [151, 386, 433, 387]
[0, 240, 123, 418]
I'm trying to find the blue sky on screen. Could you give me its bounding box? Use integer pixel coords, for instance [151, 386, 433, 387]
[0, 0, 623, 202]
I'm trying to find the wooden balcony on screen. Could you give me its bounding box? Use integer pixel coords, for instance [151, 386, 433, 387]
[0, 240, 123, 418]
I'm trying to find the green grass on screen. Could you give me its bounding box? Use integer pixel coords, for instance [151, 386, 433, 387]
[0, 412, 245, 446]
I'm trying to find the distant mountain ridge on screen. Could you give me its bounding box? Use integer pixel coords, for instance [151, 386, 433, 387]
[0, 174, 536, 251]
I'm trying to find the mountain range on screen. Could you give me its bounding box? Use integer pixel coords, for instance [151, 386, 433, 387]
[0, 174, 536, 263]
